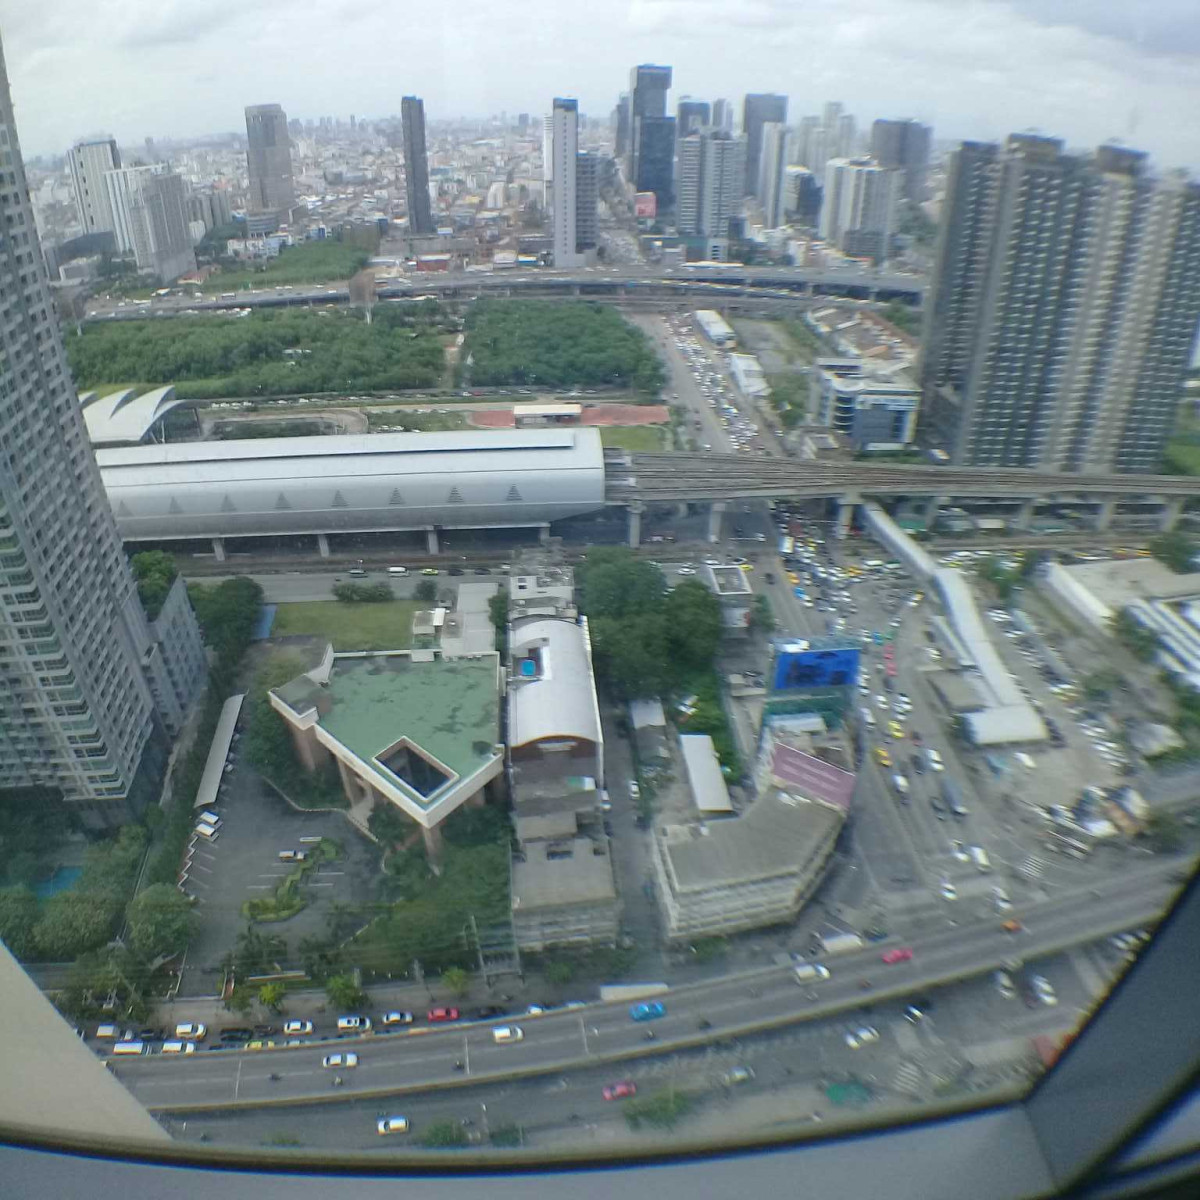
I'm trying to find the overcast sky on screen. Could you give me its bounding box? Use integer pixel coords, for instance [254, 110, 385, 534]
[2, 0, 1198, 170]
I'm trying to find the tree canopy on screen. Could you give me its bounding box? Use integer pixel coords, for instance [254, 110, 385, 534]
[129, 550, 178, 620]
[66, 308, 445, 399]
[187, 576, 264, 664]
[125, 883, 193, 959]
[462, 300, 665, 396]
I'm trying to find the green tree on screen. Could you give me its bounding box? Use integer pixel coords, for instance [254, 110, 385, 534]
[33, 892, 120, 960]
[326, 973, 366, 1011]
[413, 579, 437, 604]
[664, 581, 723, 672]
[750, 593, 776, 633]
[187, 576, 264, 663]
[1113, 610, 1160, 662]
[0, 884, 38, 959]
[129, 550, 179, 620]
[1149, 530, 1198, 574]
[545, 960, 575, 986]
[258, 982, 287, 1014]
[441, 965, 471, 998]
[231, 927, 287, 977]
[623, 1088, 693, 1130]
[125, 883, 193, 959]
[420, 1119, 469, 1148]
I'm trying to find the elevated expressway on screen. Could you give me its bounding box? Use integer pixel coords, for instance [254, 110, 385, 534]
[606, 452, 1200, 543]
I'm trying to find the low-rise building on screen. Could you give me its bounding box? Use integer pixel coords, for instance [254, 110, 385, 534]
[729, 353, 769, 402]
[810, 358, 918, 450]
[703, 563, 754, 634]
[693, 309, 737, 349]
[511, 838, 620, 950]
[270, 647, 504, 855]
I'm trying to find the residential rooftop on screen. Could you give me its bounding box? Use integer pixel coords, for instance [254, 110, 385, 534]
[511, 838, 617, 910]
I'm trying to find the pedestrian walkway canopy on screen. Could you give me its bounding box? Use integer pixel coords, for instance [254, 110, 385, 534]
[194, 694, 245, 814]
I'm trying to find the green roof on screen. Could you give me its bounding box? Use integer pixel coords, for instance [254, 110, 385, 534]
[276, 654, 500, 807]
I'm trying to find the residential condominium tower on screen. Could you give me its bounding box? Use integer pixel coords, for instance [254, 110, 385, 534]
[741, 93, 787, 195]
[677, 130, 746, 258]
[550, 98, 580, 267]
[402, 96, 435, 235]
[0, 36, 186, 828]
[67, 138, 120, 239]
[870, 118, 932, 202]
[920, 135, 1200, 472]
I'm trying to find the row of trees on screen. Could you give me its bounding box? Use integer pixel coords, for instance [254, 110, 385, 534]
[66, 308, 445, 399]
[462, 300, 666, 396]
[130, 550, 178, 621]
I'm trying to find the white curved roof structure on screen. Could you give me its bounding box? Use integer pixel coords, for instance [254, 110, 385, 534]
[95, 428, 606, 541]
[81, 386, 190, 446]
[508, 617, 602, 749]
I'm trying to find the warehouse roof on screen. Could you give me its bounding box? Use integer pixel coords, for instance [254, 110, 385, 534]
[80, 386, 190, 446]
[680, 734, 733, 814]
[508, 618, 602, 750]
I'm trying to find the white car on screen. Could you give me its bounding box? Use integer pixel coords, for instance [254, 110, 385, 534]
[377, 1116, 411, 1135]
[492, 1025, 524, 1044]
[323, 1052, 359, 1068]
[677, 567, 697, 576]
[951, 841, 970, 863]
[283, 1020, 313, 1035]
[174, 1022, 207, 1040]
[381, 1011, 414, 1027]
[876, 695, 889, 710]
[993, 888, 1013, 912]
[926, 749, 945, 772]
[844, 1025, 880, 1049]
[994, 970, 1017, 999]
[337, 1016, 371, 1033]
[939, 879, 957, 901]
[1032, 975, 1058, 1006]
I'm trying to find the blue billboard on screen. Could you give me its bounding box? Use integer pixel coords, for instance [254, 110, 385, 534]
[771, 642, 861, 691]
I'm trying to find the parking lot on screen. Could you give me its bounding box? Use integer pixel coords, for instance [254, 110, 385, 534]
[180, 739, 379, 997]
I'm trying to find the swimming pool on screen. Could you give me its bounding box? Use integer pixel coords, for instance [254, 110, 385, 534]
[34, 865, 82, 900]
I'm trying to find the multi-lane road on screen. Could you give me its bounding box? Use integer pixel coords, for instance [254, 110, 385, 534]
[109, 859, 1181, 1114]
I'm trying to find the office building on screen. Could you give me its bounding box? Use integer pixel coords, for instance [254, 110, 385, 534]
[635, 115, 675, 209]
[244, 103, 294, 229]
[870, 118, 932, 202]
[711, 98, 734, 133]
[0, 38, 196, 828]
[676, 98, 710, 139]
[921, 135, 1200, 473]
[628, 63, 671, 181]
[819, 156, 899, 262]
[550, 98, 580, 267]
[835, 111, 857, 159]
[741, 93, 787, 194]
[811, 359, 919, 449]
[614, 93, 630, 160]
[677, 130, 746, 258]
[757, 121, 789, 228]
[67, 137, 120, 239]
[104, 166, 196, 282]
[401, 96, 434, 235]
[784, 166, 821, 225]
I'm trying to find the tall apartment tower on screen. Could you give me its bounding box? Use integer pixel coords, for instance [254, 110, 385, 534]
[628, 64, 672, 181]
[0, 38, 173, 828]
[711, 98, 734, 133]
[870, 118, 932, 202]
[741, 93, 787, 194]
[244, 103, 295, 223]
[550, 98, 580, 268]
[67, 138, 120, 239]
[575, 151, 599, 256]
[757, 122, 790, 228]
[614, 93, 631, 160]
[401, 96, 435, 235]
[104, 166, 195, 283]
[819, 157, 899, 262]
[676, 98, 710, 140]
[677, 131, 746, 258]
[921, 135, 1200, 472]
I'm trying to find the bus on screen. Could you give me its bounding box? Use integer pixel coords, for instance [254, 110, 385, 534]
[779, 535, 795, 557]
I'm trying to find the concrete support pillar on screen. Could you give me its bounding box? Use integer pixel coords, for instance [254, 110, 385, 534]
[1093, 498, 1117, 533]
[923, 494, 947, 530]
[674, 501, 689, 519]
[334, 756, 356, 806]
[1159, 497, 1184, 533]
[421, 822, 444, 868]
[627, 503, 643, 549]
[211, 537, 226, 563]
[708, 501, 726, 544]
[316, 533, 331, 558]
[538, 523, 552, 544]
[1012, 498, 1036, 532]
[425, 525, 439, 555]
[834, 497, 856, 540]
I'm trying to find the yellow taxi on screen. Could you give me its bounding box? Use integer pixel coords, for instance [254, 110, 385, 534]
[874, 747, 892, 768]
[888, 720, 905, 740]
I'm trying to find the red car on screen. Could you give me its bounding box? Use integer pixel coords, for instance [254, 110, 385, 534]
[426, 1007, 460, 1022]
[602, 1081, 637, 1101]
[882, 947, 914, 965]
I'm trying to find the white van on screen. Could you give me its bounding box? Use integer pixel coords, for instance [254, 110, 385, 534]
[198, 810, 221, 828]
[793, 963, 832, 984]
[969, 846, 992, 873]
[892, 774, 910, 798]
[860, 707, 876, 728]
[112, 1041, 146, 1056]
[160, 1041, 196, 1055]
[194, 822, 218, 841]
[492, 1025, 524, 1044]
[387, 566, 408, 575]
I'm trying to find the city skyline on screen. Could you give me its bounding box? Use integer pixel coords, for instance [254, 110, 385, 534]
[1, 2, 1198, 172]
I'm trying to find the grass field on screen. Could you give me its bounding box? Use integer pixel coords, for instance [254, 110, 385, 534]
[270, 600, 418, 650]
[211, 241, 369, 291]
[1164, 439, 1200, 475]
[599, 425, 667, 451]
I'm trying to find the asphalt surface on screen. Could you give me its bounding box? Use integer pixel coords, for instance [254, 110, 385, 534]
[107, 858, 1179, 1113]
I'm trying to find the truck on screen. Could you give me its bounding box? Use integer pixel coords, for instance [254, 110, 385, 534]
[941, 778, 970, 819]
[812, 931, 865, 957]
[598, 983, 670, 1003]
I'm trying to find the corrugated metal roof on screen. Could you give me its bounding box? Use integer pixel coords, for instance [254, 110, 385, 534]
[680, 734, 733, 814]
[194, 693, 244, 815]
[509, 618, 602, 749]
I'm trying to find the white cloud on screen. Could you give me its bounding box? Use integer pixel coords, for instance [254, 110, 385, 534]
[0, 0, 1196, 169]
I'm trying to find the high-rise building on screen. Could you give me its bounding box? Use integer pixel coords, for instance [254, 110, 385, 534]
[921, 135, 1200, 473]
[819, 157, 899, 262]
[870, 118, 932, 202]
[244, 103, 294, 227]
[104, 165, 196, 282]
[550, 98, 580, 268]
[542, 114, 554, 207]
[784, 166, 821, 225]
[676, 98, 710, 140]
[741, 93, 787, 194]
[677, 130, 746, 258]
[634, 115, 676, 210]
[793, 115, 825, 172]
[711, 98, 734, 133]
[67, 138, 120, 240]
[401, 96, 435, 236]
[576, 152, 599, 255]
[757, 122, 789, 228]
[628, 64, 671, 181]
[0, 37, 195, 828]
[614, 94, 630, 160]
